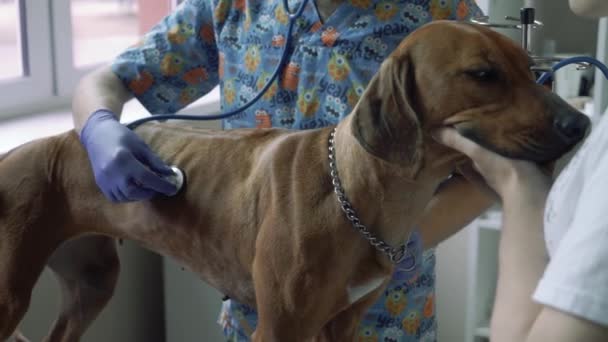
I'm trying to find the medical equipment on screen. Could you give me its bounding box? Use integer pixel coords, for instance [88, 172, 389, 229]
[471, 7, 542, 54]
[537, 56, 608, 85]
[126, 0, 310, 130]
[165, 165, 185, 196]
[471, 7, 608, 87]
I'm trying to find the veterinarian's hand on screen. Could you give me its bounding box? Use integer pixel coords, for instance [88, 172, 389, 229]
[433, 128, 551, 202]
[79, 109, 177, 202]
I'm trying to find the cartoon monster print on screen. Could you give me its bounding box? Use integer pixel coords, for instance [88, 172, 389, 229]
[199, 23, 215, 43]
[347, 83, 365, 108]
[375, 1, 399, 21]
[401, 3, 431, 26]
[254, 14, 274, 35]
[361, 36, 388, 58]
[214, 0, 231, 25]
[309, 21, 323, 33]
[244, 11, 252, 31]
[239, 84, 256, 105]
[350, 0, 373, 10]
[183, 67, 209, 85]
[255, 109, 272, 128]
[382, 326, 405, 342]
[234, 0, 246, 12]
[385, 287, 408, 317]
[328, 52, 351, 81]
[419, 330, 437, 342]
[350, 15, 373, 29]
[457, 0, 475, 20]
[321, 26, 340, 47]
[430, 0, 452, 19]
[244, 45, 262, 72]
[357, 326, 379, 342]
[256, 72, 279, 100]
[153, 84, 178, 107]
[275, 4, 289, 25]
[271, 34, 286, 47]
[402, 311, 422, 335]
[143, 48, 161, 65]
[128, 70, 155, 95]
[179, 86, 199, 106]
[282, 62, 301, 91]
[160, 52, 185, 76]
[276, 106, 296, 127]
[297, 88, 320, 117]
[323, 94, 347, 121]
[423, 293, 434, 318]
[167, 19, 195, 44]
[224, 80, 236, 105]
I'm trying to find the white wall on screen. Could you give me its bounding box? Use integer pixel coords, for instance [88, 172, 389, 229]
[163, 258, 225, 342]
[436, 226, 474, 342]
[20, 243, 165, 342]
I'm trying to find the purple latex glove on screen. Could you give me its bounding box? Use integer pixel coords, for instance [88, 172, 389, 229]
[80, 109, 177, 202]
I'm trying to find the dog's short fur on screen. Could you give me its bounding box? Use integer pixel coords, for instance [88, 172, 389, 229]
[0, 21, 589, 341]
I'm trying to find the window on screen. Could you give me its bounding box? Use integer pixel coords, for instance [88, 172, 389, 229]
[0, 0, 53, 118]
[71, 0, 140, 68]
[0, 0, 177, 117]
[52, 0, 146, 96]
[0, 0, 23, 80]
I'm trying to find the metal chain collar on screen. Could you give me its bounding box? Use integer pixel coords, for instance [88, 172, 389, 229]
[328, 127, 415, 266]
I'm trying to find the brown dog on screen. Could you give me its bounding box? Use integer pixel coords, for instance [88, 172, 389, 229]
[0, 21, 589, 341]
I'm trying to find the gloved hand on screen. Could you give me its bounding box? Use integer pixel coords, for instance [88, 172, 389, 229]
[80, 109, 178, 202]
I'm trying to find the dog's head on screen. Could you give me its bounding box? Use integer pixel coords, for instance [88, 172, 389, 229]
[352, 20, 590, 175]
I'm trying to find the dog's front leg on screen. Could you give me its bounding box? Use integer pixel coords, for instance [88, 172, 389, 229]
[314, 284, 387, 342]
[251, 246, 350, 341]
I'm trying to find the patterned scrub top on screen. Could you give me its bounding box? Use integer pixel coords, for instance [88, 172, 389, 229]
[111, 0, 483, 341]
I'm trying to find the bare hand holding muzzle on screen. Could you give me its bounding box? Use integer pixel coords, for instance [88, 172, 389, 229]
[433, 127, 552, 203]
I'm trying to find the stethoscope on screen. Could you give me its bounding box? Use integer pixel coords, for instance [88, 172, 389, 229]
[124, 2, 608, 271]
[126, 0, 311, 130]
[536, 56, 608, 85]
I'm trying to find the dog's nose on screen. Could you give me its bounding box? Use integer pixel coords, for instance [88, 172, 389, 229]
[554, 114, 589, 142]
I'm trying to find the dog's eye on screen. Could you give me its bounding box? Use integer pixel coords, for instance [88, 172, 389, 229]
[464, 68, 499, 82]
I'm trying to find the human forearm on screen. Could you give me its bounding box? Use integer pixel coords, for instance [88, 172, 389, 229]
[419, 174, 495, 249]
[432, 128, 607, 341]
[74, 64, 176, 202]
[490, 171, 551, 342]
[72, 65, 133, 134]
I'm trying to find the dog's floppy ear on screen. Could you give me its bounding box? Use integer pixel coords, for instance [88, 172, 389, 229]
[351, 54, 423, 175]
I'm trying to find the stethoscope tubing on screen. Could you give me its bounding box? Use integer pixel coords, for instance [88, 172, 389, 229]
[536, 55, 608, 85]
[126, 0, 310, 130]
